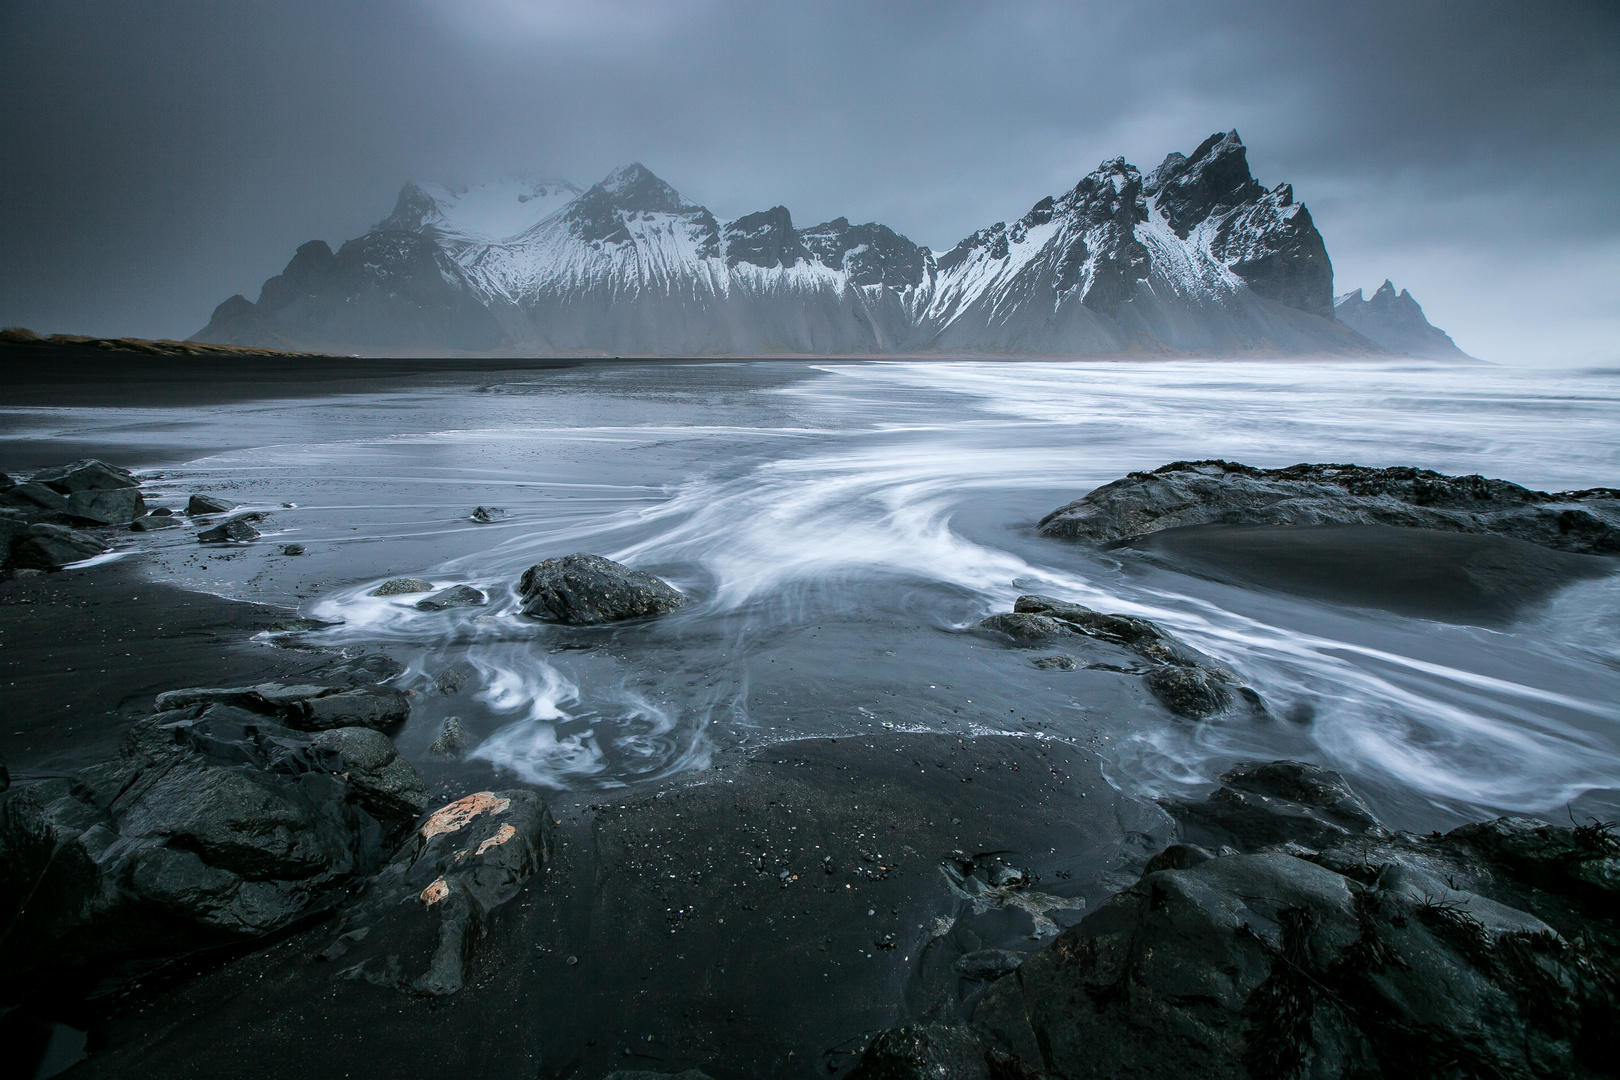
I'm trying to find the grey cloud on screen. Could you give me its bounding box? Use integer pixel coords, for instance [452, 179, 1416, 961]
[0, 0, 1614, 362]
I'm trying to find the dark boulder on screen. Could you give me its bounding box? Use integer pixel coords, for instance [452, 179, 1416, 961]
[952, 948, 1025, 981]
[1142, 664, 1232, 719]
[0, 471, 12, 491]
[0, 482, 70, 514]
[153, 682, 410, 732]
[0, 706, 425, 994]
[415, 584, 486, 611]
[131, 512, 182, 532]
[9, 523, 109, 570]
[30, 459, 137, 495]
[1163, 759, 1387, 852]
[1037, 459, 1620, 555]
[197, 516, 261, 543]
[66, 486, 145, 525]
[852, 760, 1620, 1080]
[316, 790, 550, 996]
[846, 1024, 997, 1080]
[186, 494, 236, 515]
[517, 553, 685, 625]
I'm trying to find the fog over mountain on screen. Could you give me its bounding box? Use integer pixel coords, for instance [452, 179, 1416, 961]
[1, 1, 1616, 362]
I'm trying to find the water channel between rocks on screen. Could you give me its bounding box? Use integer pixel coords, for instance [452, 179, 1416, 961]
[6, 357, 1618, 831]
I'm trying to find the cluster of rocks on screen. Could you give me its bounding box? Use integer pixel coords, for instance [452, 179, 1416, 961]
[0, 674, 550, 1001]
[0, 457, 278, 573]
[369, 577, 489, 611]
[979, 594, 1257, 719]
[1037, 459, 1620, 553]
[848, 760, 1620, 1080]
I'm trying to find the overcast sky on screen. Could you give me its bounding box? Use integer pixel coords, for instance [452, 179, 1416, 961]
[1, 0, 1615, 363]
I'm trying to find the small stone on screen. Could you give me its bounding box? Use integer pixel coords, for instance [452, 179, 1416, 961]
[435, 670, 467, 696]
[470, 506, 504, 523]
[281, 543, 306, 556]
[1031, 653, 1078, 670]
[427, 717, 471, 761]
[951, 948, 1024, 980]
[370, 577, 433, 596]
[131, 513, 182, 532]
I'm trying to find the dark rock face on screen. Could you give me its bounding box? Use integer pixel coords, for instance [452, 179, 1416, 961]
[997, 594, 1254, 719]
[152, 682, 410, 732]
[1336, 279, 1473, 360]
[414, 584, 486, 611]
[10, 523, 109, 569]
[66, 486, 145, 525]
[1146, 131, 1334, 318]
[316, 790, 550, 996]
[853, 759, 1620, 1080]
[517, 553, 685, 625]
[1038, 459, 1620, 555]
[31, 459, 138, 495]
[186, 494, 236, 515]
[1, 481, 70, 514]
[798, 217, 930, 288]
[722, 206, 809, 269]
[0, 706, 425, 992]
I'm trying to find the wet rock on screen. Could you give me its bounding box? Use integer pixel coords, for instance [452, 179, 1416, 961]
[153, 682, 410, 732]
[1140, 842, 1213, 875]
[1163, 759, 1386, 852]
[1038, 459, 1620, 555]
[319, 790, 550, 996]
[264, 617, 339, 634]
[66, 486, 145, 525]
[975, 612, 1070, 642]
[846, 1024, 995, 1080]
[0, 706, 424, 989]
[952, 948, 1025, 981]
[469, 506, 504, 523]
[0, 471, 12, 491]
[1031, 653, 1078, 671]
[601, 1071, 715, 1080]
[517, 553, 685, 625]
[130, 512, 181, 531]
[31, 459, 137, 495]
[197, 516, 260, 543]
[435, 669, 467, 695]
[10, 523, 109, 570]
[319, 653, 405, 686]
[1014, 595, 1204, 666]
[1142, 664, 1232, 719]
[280, 543, 305, 555]
[370, 577, 432, 596]
[414, 584, 486, 611]
[0, 481, 70, 514]
[0, 756, 8, 792]
[186, 493, 236, 515]
[427, 717, 471, 761]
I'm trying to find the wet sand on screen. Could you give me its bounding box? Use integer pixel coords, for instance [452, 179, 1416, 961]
[1131, 523, 1617, 624]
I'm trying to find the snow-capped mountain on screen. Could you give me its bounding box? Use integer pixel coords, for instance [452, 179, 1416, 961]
[193, 133, 1454, 357]
[1334, 280, 1473, 360]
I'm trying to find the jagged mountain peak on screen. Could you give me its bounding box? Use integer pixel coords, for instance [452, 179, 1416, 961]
[1335, 280, 1473, 360]
[589, 163, 692, 212]
[1147, 129, 1265, 237]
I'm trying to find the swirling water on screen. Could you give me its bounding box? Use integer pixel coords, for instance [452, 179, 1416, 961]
[9, 359, 1618, 830]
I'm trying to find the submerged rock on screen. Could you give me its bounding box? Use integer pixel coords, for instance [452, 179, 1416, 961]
[370, 577, 432, 596]
[852, 759, 1620, 1080]
[153, 682, 410, 732]
[414, 584, 486, 611]
[318, 790, 550, 996]
[1038, 459, 1620, 554]
[0, 705, 424, 989]
[986, 594, 1251, 719]
[517, 553, 685, 625]
[427, 717, 471, 761]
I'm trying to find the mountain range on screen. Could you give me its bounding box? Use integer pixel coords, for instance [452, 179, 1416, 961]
[192, 132, 1469, 359]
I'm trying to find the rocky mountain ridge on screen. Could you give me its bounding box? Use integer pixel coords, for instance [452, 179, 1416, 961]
[192, 132, 1462, 358]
